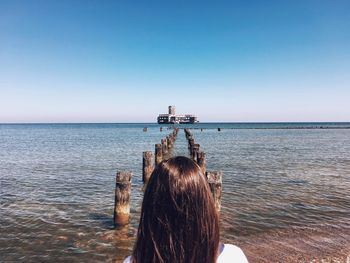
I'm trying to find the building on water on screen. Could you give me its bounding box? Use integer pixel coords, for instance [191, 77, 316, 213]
[157, 106, 198, 124]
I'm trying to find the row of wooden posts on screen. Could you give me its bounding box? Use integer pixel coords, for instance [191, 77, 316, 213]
[184, 129, 222, 212]
[113, 128, 222, 227]
[143, 128, 179, 183]
[114, 128, 179, 226]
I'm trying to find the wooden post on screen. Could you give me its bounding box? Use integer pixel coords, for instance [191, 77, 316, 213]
[192, 143, 200, 162]
[185, 128, 192, 139]
[161, 139, 168, 155]
[143, 127, 147, 132]
[197, 151, 206, 175]
[143, 151, 154, 183]
[155, 143, 163, 165]
[188, 138, 194, 149]
[114, 171, 132, 226]
[206, 171, 222, 211]
[167, 136, 171, 149]
[218, 128, 221, 131]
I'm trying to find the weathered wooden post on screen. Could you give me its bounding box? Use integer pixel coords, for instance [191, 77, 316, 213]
[188, 138, 194, 150]
[206, 171, 222, 211]
[197, 151, 206, 175]
[185, 129, 191, 139]
[184, 128, 190, 140]
[192, 143, 200, 162]
[143, 151, 154, 183]
[166, 136, 171, 149]
[161, 139, 168, 155]
[155, 143, 163, 165]
[114, 171, 132, 226]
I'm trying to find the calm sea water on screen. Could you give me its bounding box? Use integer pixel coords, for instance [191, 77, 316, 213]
[1, 123, 350, 262]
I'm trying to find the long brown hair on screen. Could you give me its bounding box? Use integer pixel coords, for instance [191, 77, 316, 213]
[132, 156, 220, 263]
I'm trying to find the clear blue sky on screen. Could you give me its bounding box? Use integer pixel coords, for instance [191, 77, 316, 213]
[1, 0, 349, 122]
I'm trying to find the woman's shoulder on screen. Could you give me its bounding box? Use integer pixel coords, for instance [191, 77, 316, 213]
[123, 255, 132, 263]
[217, 243, 249, 263]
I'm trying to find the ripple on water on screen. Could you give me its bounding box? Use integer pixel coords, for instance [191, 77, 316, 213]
[1, 125, 350, 262]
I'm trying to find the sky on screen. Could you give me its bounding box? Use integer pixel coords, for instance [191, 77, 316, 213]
[0, 0, 349, 122]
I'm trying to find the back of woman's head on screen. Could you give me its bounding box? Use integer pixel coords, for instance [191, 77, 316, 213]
[132, 156, 220, 263]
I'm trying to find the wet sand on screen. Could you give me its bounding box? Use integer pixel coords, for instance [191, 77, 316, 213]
[230, 225, 350, 263]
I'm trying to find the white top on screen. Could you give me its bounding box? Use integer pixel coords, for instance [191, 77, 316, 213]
[123, 243, 249, 263]
[217, 243, 249, 263]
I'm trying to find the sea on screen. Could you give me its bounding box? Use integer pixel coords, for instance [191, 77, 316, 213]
[1, 123, 350, 262]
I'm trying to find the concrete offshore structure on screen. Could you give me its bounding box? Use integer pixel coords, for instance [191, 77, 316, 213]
[157, 106, 198, 124]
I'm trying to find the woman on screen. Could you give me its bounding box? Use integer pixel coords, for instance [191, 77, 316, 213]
[124, 156, 248, 263]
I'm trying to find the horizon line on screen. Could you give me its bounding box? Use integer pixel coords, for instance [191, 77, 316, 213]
[1, 121, 350, 125]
